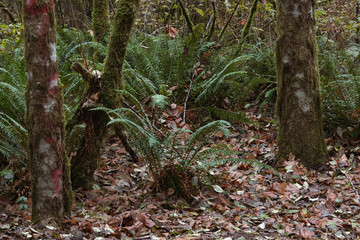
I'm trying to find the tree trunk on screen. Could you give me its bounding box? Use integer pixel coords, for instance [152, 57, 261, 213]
[92, 0, 110, 62]
[70, 0, 140, 189]
[275, 0, 327, 170]
[101, 0, 140, 109]
[24, 0, 72, 224]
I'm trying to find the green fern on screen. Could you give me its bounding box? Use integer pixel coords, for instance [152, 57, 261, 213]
[0, 45, 27, 163]
[318, 37, 360, 134]
[99, 91, 276, 200]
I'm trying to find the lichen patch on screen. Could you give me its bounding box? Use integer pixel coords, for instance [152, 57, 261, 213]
[44, 98, 56, 113]
[50, 43, 57, 63]
[295, 89, 312, 112]
[293, 4, 300, 17]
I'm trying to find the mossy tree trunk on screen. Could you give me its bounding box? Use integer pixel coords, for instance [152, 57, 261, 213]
[242, 0, 259, 39]
[275, 0, 327, 170]
[101, 0, 140, 109]
[70, 0, 140, 189]
[92, 0, 110, 62]
[24, 0, 72, 224]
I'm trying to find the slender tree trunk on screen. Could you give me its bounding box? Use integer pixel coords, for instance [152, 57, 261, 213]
[242, 0, 259, 39]
[24, 0, 72, 224]
[92, 0, 110, 62]
[275, 0, 327, 170]
[101, 0, 140, 109]
[70, 0, 140, 189]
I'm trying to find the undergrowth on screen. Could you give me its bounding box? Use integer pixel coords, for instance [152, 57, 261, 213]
[95, 90, 277, 202]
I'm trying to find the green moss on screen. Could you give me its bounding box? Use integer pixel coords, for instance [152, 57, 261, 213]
[101, 0, 140, 109]
[92, 0, 110, 62]
[242, 0, 259, 39]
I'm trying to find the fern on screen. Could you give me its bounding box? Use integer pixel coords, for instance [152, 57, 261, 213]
[99, 91, 275, 200]
[123, 32, 210, 102]
[318, 37, 360, 134]
[0, 45, 27, 162]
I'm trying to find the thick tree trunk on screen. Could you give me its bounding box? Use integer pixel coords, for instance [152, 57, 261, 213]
[24, 0, 72, 224]
[70, 0, 140, 189]
[275, 0, 327, 170]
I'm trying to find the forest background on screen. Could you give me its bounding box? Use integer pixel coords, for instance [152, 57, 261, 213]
[0, 0, 360, 239]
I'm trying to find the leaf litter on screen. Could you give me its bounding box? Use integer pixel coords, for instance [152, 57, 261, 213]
[0, 113, 360, 239]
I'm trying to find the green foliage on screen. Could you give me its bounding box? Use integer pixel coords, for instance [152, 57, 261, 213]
[0, 23, 23, 52]
[124, 30, 209, 102]
[318, 36, 360, 135]
[195, 41, 277, 115]
[0, 45, 27, 163]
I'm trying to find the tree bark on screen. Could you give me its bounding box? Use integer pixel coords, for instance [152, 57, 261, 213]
[70, 0, 140, 189]
[24, 0, 72, 224]
[275, 0, 327, 170]
[101, 0, 140, 109]
[242, 0, 259, 39]
[92, 0, 110, 62]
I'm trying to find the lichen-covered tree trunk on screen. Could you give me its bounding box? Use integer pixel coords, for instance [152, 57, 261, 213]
[275, 0, 327, 170]
[70, 0, 140, 189]
[92, 0, 110, 61]
[24, 0, 72, 224]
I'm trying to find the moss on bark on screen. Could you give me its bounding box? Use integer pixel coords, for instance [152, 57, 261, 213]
[101, 0, 140, 109]
[275, 0, 327, 170]
[242, 0, 259, 39]
[92, 0, 110, 62]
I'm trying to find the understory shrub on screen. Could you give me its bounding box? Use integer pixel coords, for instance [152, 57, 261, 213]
[96, 91, 275, 201]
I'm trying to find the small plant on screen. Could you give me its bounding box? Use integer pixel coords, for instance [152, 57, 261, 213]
[16, 196, 28, 210]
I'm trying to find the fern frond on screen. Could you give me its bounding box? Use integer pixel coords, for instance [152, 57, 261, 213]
[150, 94, 169, 110]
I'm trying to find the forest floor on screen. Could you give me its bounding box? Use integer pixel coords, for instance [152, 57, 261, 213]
[1, 111, 360, 240]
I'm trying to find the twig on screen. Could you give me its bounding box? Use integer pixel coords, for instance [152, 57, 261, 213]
[183, 75, 194, 123]
[206, 1, 217, 42]
[115, 126, 139, 163]
[122, 101, 166, 138]
[133, 236, 151, 240]
[341, 170, 360, 201]
[71, 62, 93, 83]
[218, 0, 241, 41]
[164, 0, 176, 28]
[201, 14, 213, 43]
[178, 0, 194, 32]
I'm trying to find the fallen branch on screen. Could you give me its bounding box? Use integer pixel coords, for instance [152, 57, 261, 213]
[341, 170, 360, 202]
